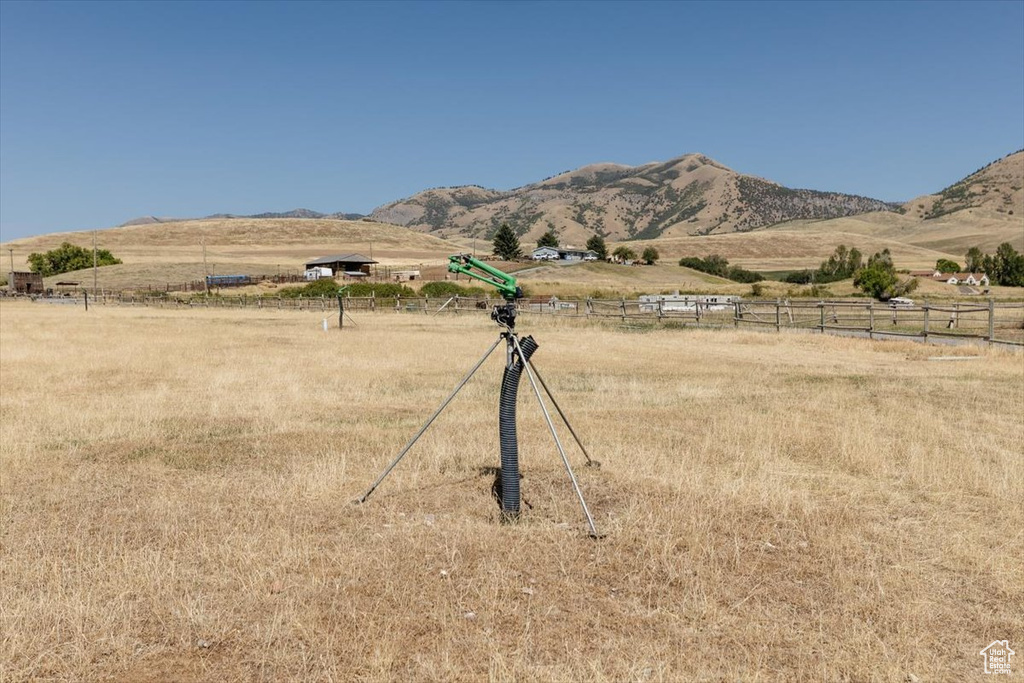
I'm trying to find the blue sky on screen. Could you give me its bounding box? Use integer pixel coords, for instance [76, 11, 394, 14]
[1, 0, 1022, 240]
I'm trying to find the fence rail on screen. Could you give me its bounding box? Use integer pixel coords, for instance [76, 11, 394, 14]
[9, 292, 1024, 347]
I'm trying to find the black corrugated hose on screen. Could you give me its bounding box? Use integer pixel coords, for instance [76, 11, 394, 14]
[498, 334, 538, 521]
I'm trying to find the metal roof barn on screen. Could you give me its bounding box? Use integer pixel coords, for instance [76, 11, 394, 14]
[304, 254, 378, 276]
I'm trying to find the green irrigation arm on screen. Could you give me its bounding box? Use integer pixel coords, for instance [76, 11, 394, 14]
[447, 254, 519, 300]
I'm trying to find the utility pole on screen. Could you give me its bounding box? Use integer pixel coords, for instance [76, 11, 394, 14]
[93, 231, 98, 296]
[202, 238, 209, 294]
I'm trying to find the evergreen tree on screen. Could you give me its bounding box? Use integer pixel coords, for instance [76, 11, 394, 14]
[536, 230, 559, 248]
[492, 223, 522, 260]
[586, 234, 607, 260]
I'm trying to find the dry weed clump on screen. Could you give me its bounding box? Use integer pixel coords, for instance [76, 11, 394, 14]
[1, 301, 1021, 681]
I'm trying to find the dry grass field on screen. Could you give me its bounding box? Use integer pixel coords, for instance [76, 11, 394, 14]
[1, 301, 1022, 682]
[0, 218, 459, 291]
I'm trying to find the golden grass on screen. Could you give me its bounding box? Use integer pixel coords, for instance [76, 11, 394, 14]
[0, 218, 459, 291]
[1, 301, 1021, 681]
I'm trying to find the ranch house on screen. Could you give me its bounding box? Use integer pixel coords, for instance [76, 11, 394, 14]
[531, 246, 599, 261]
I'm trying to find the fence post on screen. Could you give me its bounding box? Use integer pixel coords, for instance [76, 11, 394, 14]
[987, 299, 995, 342]
[657, 298, 663, 322]
[819, 302, 825, 333]
[620, 297, 626, 322]
[775, 298, 781, 332]
[371, 291, 376, 312]
[923, 302, 929, 340]
[84, 291, 88, 311]
[868, 303, 874, 339]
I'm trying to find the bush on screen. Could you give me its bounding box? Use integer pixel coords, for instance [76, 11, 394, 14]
[641, 247, 659, 265]
[680, 254, 763, 282]
[280, 280, 416, 298]
[784, 270, 813, 285]
[419, 281, 485, 297]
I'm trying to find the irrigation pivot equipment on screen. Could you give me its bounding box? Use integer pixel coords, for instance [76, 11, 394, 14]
[357, 254, 602, 537]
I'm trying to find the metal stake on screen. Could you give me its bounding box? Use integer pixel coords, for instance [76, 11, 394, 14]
[510, 335, 600, 538]
[357, 335, 502, 503]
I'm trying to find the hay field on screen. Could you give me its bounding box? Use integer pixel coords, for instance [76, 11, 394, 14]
[1, 301, 1022, 682]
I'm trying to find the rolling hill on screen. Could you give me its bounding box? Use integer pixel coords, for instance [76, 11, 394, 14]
[0, 218, 459, 291]
[903, 150, 1023, 221]
[369, 153, 899, 244]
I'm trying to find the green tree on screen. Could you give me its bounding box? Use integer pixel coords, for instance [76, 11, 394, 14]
[492, 223, 522, 260]
[854, 260, 898, 299]
[935, 259, 961, 274]
[27, 242, 122, 277]
[965, 246, 985, 273]
[994, 242, 1024, 286]
[854, 248, 917, 300]
[641, 246, 659, 265]
[586, 234, 607, 260]
[612, 246, 636, 262]
[536, 230, 559, 248]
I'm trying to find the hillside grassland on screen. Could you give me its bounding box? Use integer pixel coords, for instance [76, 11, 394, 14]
[1, 302, 1021, 682]
[0, 218, 460, 290]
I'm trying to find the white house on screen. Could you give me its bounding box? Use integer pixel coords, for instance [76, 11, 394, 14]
[944, 272, 989, 286]
[531, 246, 599, 261]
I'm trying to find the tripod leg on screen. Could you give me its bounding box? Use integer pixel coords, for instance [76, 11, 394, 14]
[525, 359, 599, 467]
[510, 336, 601, 538]
[357, 335, 503, 503]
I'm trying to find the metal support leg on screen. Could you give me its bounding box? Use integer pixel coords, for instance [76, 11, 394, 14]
[510, 336, 601, 538]
[525, 360, 599, 468]
[357, 335, 503, 503]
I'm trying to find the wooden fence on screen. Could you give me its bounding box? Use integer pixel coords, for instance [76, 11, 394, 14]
[15, 292, 1024, 347]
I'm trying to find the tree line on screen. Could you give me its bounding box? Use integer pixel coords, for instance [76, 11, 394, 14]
[27, 242, 122, 277]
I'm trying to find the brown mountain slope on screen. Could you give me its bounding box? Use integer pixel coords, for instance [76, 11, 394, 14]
[903, 150, 1024, 221]
[369, 153, 898, 244]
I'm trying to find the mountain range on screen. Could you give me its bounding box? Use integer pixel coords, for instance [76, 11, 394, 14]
[369, 153, 901, 244]
[119, 150, 1023, 245]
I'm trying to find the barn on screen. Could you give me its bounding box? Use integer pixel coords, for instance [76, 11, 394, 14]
[304, 254, 378, 278]
[8, 271, 44, 294]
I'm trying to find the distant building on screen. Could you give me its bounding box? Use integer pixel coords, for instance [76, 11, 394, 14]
[305, 253, 378, 278]
[530, 247, 599, 261]
[8, 271, 43, 294]
[943, 272, 989, 286]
